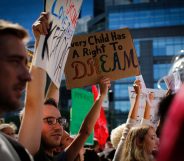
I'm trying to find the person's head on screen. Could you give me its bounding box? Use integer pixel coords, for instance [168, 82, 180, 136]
[122, 125, 159, 161]
[41, 98, 64, 151]
[110, 123, 126, 149]
[0, 122, 17, 139]
[0, 20, 31, 114]
[156, 93, 175, 137]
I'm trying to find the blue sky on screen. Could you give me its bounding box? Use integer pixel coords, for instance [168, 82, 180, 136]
[0, 0, 93, 41]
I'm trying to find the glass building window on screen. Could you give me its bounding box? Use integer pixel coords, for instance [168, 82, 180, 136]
[114, 84, 128, 99]
[153, 64, 171, 81]
[108, 7, 184, 30]
[134, 40, 140, 57]
[153, 37, 184, 56]
[115, 77, 135, 83]
[115, 101, 130, 111]
[114, 84, 131, 99]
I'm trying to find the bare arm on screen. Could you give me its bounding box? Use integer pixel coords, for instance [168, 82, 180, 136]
[113, 80, 141, 161]
[45, 82, 59, 104]
[65, 77, 111, 161]
[129, 80, 141, 119]
[143, 92, 154, 120]
[18, 66, 46, 155]
[18, 12, 49, 155]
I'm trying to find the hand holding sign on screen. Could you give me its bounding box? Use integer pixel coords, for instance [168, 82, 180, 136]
[65, 28, 140, 89]
[133, 79, 142, 95]
[33, 0, 83, 88]
[99, 77, 111, 98]
[32, 12, 49, 44]
[136, 75, 148, 95]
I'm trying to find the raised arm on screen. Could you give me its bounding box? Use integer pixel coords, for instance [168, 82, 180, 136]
[129, 79, 141, 119]
[45, 82, 60, 104]
[143, 92, 154, 120]
[18, 12, 49, 155]
[113, 80, 141, 161]
[62, 77, 110, 161]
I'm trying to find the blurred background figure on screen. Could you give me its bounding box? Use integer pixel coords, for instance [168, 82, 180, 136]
[0, 122, 17, 139]
[98, 139, 115, 161]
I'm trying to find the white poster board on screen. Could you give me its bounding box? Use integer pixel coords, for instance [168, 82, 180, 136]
[163, 71, 182, 93]
[34, 0, 83, 88]
[128, 87, 167, 128]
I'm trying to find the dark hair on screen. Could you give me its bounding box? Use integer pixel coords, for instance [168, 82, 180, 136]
[44, 98, 58, 108]
[84, 148, 100, 161]
[156, 93, 175, 136]
[158, 93, 175, 122]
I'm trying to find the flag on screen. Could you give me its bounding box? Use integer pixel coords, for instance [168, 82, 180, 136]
[92, 85, 109, 147]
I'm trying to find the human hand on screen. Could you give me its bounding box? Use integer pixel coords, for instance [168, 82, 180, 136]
[99, 77, 111, 97]
[146, 92, 154, 106]
[32, 12, 49, 42]
[133, 80, 141, 95]
[148, 92, 154, 101]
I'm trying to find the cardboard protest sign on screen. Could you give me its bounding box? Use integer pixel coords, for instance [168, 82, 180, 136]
[65, 28, 140, 89]
[33, 0, 83, 88]
[128, 87, 166, 128]
[70, 88, 94, 145]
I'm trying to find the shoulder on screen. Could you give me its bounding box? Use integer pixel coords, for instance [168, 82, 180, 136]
[34, 145, 54, 161]
[0, 133, 33, 161]
[54, 151, 67, 161]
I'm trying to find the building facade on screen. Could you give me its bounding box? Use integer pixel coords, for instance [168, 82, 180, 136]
[87, 0, 184, 128]
[1, 0, 184, 130]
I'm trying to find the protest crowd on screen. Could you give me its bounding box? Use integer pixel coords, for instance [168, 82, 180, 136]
[0, 1, 184, 161]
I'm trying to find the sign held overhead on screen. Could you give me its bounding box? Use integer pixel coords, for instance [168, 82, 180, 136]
[65, 28, 140, 89]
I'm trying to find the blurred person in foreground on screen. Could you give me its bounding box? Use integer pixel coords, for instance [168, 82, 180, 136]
[0, 19, 32, 160]
[157, 84, 184, 161]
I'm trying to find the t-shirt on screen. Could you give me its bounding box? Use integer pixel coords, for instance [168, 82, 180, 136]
[34, 144, 67, 161]
[55, 152, 67, 161]
[0, 132, 33, 161]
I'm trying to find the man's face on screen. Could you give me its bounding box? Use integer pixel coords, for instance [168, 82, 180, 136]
[0, 34, 31, 112]
[42, 105, 63, 149]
